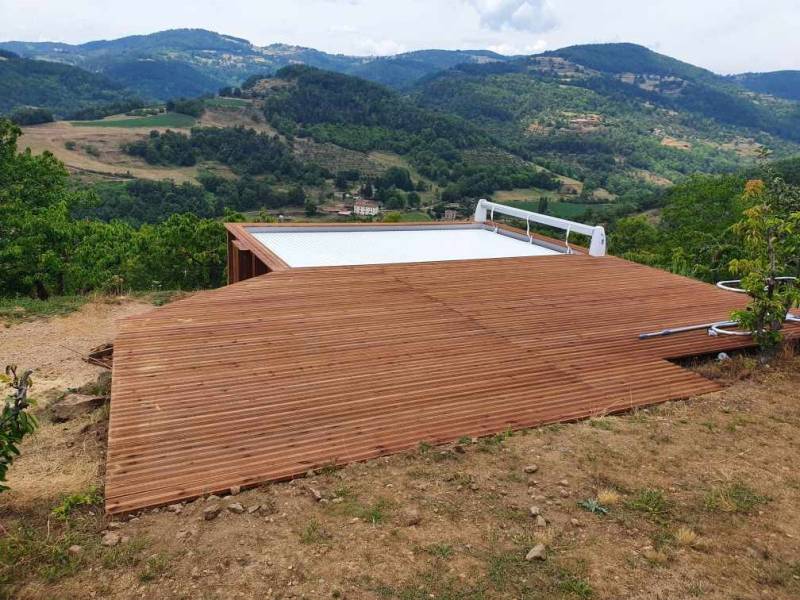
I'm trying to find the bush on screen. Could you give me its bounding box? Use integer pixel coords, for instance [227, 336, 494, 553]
[9, 107, 53, 126]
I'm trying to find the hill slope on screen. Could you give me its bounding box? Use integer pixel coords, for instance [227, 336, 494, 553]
[0, 50, 140, 117]
[731, 71, 800, 101]
[413, 43, 800, 200]
[0, 29, 511, 98]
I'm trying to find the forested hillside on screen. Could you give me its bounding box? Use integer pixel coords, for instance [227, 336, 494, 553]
[413, 43, 800, 209]
[0, 50, 142, 119]
[732, 71, 800, 102]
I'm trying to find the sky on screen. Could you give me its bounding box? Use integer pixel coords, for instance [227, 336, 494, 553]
[0, 0, 798, 74]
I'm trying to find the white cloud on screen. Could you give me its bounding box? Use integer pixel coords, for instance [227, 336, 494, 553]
[466, 0, 557, 32]
[488, 39, 547, 55]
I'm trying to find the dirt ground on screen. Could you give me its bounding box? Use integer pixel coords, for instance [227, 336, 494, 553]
[1, 300, 799, 600]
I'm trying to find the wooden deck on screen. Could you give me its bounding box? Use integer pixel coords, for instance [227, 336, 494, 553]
[106, 254, 795, 513]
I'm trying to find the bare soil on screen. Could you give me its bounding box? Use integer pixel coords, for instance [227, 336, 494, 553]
[1, 301, 799, 600]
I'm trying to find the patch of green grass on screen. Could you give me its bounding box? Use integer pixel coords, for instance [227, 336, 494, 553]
[626, 488, 669, 517]
[381, 211, 432, 223]
[358, 499, 393, 525]
[425, 543, 454, 559]
[374, 569, 486, 600]
[0, 295, 87, 326]
[204, 97, 250, 109]
[139, 553, 169, 582]
[51, 487, 102, 521]
[70, 112, 196, 129]
[299, 518, 329, 544]
[704, 482, 769, 514]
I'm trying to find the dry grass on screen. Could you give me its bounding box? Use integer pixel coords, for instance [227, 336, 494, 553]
[1, 344, 800, 599]
[596, 489, 621, 506]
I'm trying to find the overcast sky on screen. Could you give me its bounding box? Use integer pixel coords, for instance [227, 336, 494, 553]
[0, 0, 797, 74]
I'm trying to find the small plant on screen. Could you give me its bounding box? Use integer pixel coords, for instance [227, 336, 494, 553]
[0, 365, 38, 492]
[426, 543, 454, 559]
[627, 488, 668, 516]
[558, 574, 594, 598]
[417, 441, 432, 454]
[83, 144, 101, 157]
[596, 489, 621, 506]
[577, 498, 609, 515]
[51, 487, 102, 520]
[674, 526, 698, 547]
[704, 482, 768, 513]
[64, 140, 76, 150]
[299, 518, 329, 544]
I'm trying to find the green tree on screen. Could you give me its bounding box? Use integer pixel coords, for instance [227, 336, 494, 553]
[729, 176, 800, 351]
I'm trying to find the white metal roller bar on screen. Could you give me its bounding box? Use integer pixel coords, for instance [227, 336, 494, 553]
[474, 199, 607, 257]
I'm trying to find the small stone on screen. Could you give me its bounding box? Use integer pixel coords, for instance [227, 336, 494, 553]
[206, 495, 220, 502]
[571, 518, 580, 527]
[559, 479, 569, 487]
[529, 506, 541, 516]
[227, 502, 245, 514]
[101, 532, 121, 547]
[559, 488, 570, 498]
[203, 505, 221, 521]
[524, 465, 539, 474]
[306, 469, 316, 478]
[331, 497, 344, 504]
[247, 505, 261, 514]
[167, 504, 183, 514]
[525, 544, 546, 561]
[106, 521, 123, 530]
[68, 545, 83, 555]
[535, 515, 547, 528]
[307, 486, 323, 502]
[469, 483, 479, 491]
[230, 485, 241, 496]
[401, 508, 421, 526]
[453, 444, 466, 454]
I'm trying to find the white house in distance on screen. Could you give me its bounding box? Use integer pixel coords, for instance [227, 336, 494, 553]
[353, 199, 380, 217]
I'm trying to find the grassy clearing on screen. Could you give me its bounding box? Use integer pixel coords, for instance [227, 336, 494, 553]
[70, 112, 196, 129]
[204, 97, 250, 109]
[0, 295, 87, 326]
[506, 199, 611, 219]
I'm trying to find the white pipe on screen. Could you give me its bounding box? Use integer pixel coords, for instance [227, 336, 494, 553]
[474, 199, 606, 257]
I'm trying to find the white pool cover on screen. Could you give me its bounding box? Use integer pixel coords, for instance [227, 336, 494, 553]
[249, 227, 559, 268]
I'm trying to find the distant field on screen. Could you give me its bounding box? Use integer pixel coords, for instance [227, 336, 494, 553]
[383, 211, 432, 222]
[204, 97, 251, 109]
[71, 112, 197, 129]
[506, 200, 609, 219]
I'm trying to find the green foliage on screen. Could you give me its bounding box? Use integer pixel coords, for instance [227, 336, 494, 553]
[610, 174, 750, 281]
[8, 107, 53, 126]
[704, 482, 769, 513]
[0, 366, 37, 492]
[577, 499, 609, 515]
[71, 112, 196, 129]
[728, 172, 800, 349]
[0, 118, 231, 298]
[626, 488, 668, 516]
[165, 97, 206, 118]
[0, 49, 140, 117]
[123, 126, 327, 181]
[51, 487, 102, 520]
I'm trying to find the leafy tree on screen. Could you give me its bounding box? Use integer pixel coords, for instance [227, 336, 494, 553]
[729, 174, 800, 351]
[0, 366, 37, 492]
